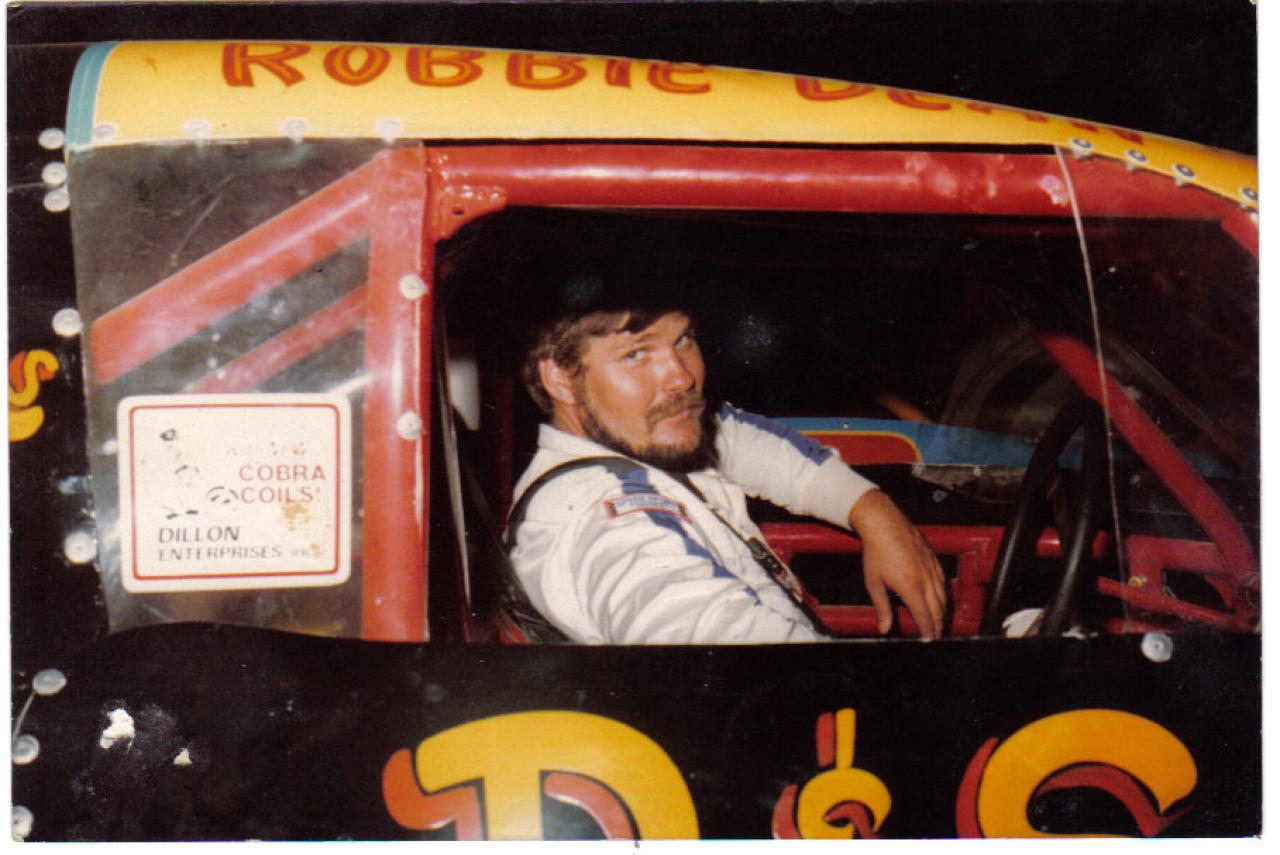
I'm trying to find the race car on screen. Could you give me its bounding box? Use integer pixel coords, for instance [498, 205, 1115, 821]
[8, 34, 1259, 840]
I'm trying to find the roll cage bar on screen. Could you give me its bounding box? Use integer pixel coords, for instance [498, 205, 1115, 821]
[86, 143, 1260, 641]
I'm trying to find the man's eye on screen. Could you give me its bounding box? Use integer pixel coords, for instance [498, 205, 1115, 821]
[623, 348, 646, 361]
[676, 333, 697, 348]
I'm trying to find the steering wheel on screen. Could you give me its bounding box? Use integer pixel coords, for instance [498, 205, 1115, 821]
[981, 399, 1108, 636]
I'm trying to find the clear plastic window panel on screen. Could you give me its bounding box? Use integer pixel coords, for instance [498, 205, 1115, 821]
[69, 140, 399, 638]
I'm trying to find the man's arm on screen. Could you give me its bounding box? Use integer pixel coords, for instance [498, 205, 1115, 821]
[848, 488, 948, 640]
[715, 403, 948, 638]
[714, 403, 877, 523]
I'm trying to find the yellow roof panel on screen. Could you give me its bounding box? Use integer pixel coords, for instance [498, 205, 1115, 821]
[67, 41, 1257, 208]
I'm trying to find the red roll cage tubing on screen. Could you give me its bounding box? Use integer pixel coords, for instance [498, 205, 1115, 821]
[87, 145, 1259, 641]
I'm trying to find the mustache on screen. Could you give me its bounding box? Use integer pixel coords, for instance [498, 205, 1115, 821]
[646, 391, 706, 427]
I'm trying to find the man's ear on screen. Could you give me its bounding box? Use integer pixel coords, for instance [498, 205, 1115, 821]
[538, 358, 580, 407]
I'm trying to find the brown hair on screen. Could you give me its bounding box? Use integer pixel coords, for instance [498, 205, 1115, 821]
[522, 307, 674, 414]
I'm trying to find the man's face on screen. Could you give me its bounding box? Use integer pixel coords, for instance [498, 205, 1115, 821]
[571, 312, 712, 470]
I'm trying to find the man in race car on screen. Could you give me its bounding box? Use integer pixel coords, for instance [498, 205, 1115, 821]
[505, 280, 947, 644]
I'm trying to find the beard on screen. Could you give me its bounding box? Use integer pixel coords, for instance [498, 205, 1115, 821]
[580, 392, 720, 473]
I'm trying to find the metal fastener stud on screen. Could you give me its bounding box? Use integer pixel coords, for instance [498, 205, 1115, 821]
[52, 308, 83, 338]
[1172, 163, 1196, 186]
[375, 118, 403, 143]
[41, 162, 68, 186]
[12, 806, 34, 842]
[32, 669, 67, 697]
[282, 118, 308, 142]
[1123, 149, 1148, 171]
[1241, 186, 1259, 204]
[63, 530, 98, 565]
[183, 119, 214, 141]
[396, 412, 424, 440]
[38, 127, 66, 150]
[12, 734, 40, 765]
[1068, 138, 1093, 158]
[43, 188, 70, 213]
[1140, 631, 1173, 663]
[398, 273, 428, 300]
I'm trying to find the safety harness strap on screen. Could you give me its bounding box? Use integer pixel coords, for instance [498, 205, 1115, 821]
[501, 456, 643, 644]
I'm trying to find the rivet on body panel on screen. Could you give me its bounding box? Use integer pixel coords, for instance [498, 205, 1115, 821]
[397, 412, 424, 440]
[12, 806, 34, 842]
[43, 188, 70, 213]
[282, 118, 308, 143]
[399, 273, 428, 300]
[62, 530, 98, 565]
[41, 162, 68, 186]
[1068, 137, 1093, 158]
[38, 127, 65, 150]
[183, 119, 214, 141]
[1141, 631, 1174, 663]
[33, 669, 67, 696]
[376, 118, 403, 143]
[52, 308, 83, 338]
[11, 734, 40, 765]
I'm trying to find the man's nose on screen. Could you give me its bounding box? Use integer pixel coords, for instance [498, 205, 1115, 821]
[657, 348, 697, 392]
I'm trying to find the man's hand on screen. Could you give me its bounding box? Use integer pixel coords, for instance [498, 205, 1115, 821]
[847, 489, 948, 639]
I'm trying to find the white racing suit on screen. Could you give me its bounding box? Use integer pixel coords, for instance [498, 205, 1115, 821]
[507, 403, 876, 643]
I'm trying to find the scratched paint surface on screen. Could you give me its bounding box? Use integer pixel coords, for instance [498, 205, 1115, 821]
[10, 626, 1260, 840]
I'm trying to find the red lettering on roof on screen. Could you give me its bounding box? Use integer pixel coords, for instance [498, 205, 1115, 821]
[506, 53, 587, 90]
[323, 45, 391, 86]
[1107, 126, 1144, 144]
[222, 43, 310, 88]
[794, 77, 875, 101]
[888, 89, 951, 111]
[647, 62, 711, 94]
[406, 47, 484, 87]
[605, 59, 633, 87]
[965, 102, 1049, 123]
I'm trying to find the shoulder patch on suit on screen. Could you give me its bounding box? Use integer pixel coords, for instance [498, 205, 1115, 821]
[604, 492, 688, 520]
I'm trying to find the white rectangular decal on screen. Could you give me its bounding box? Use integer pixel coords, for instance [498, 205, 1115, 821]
[118, 394, 353, 593]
